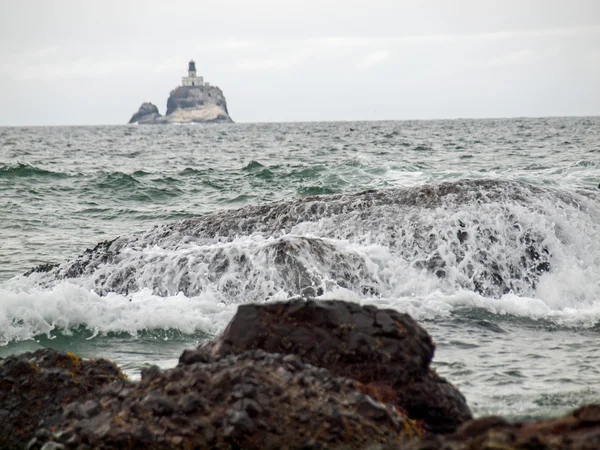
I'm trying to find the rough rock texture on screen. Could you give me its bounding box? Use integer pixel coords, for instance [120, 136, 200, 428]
[4, 300, 600, 449]
[43, 351, 421, 449]
[194, 299, 472, 434]
[0, 349, 127, 449]
[398, 405, 600, 449]
[166, 85, 229, 116]
[128, 85, 233, 124]
[164, 104, 231, 124]
[128, 102, 161, 124]
[27, 179, 557, 299]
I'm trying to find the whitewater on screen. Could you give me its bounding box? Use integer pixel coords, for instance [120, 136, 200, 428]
[1, 117, 599, 420]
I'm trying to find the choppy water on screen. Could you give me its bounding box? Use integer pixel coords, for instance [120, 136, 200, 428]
[1, 118, 599, 420]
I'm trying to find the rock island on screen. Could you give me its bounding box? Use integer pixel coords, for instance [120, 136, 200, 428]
[128, 60, 233, 124]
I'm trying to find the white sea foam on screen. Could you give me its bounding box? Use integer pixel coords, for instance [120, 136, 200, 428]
[3, 267, 600, 347]
[2, 180, 599, 344]
[0, 280, 238, 345]
[3, 245, 600, 345]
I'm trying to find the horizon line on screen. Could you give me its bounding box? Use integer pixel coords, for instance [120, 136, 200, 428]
[1, 114, 599, 128]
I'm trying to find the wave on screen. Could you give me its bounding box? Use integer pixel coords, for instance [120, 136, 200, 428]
[0, 281, 232, 345]
[5, 178, 600, 341]
[90, 171, 185, 202]
[94, 171, 141, 188]
[3, 278, 600, 346]
[0, 163, 72, 179]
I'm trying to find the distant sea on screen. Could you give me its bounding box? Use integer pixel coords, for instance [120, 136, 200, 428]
[1, 118, 599, 420]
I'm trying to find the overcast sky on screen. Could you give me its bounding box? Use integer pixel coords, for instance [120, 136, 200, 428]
[1, 0, 599, 125]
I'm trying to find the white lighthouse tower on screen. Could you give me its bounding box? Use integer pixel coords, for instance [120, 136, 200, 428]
[181, 60, 204, 87]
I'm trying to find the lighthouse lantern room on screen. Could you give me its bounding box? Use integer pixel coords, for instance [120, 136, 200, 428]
[182, 60, 204, 87]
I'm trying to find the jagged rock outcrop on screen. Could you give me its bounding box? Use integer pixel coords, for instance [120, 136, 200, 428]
[26, 179, 555, 300]
[193, 299, 472, 434]
[4, 300, 600, 449]
[399, 405, 600, 449]
[128, 85, 233, 124]
[42, 351, 421, 449]
[128, 102, 161, 124]
[166, 86, 229, 116]
[0, 349, 127, 449]
[0, 299, 465, 449]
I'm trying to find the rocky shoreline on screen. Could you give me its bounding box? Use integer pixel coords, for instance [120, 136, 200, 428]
[1, 299, 599, 449]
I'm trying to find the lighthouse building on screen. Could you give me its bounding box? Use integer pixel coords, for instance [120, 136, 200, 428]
[181, 60, 204, 87]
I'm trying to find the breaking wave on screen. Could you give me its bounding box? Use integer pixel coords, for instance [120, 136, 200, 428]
[2, 178, 600, 343]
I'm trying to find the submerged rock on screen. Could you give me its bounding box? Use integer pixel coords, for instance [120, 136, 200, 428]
[26, 179, 562, 300]
[0, 349, 127, 449]
[193, 299, 472, 434]
[185, 179, 557, 298]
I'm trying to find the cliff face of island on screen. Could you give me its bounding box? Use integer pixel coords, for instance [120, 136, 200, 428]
[129, 84, 233, 125]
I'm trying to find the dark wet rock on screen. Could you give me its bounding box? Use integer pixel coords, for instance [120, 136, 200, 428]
[60, 237, 121, 279]
[26, 237, 123, 288]
[32, 234, 379, 300]
[0, 349, 127, 449]
[24, 261, 59, 276]
[195, 299, 472, 434]
[46, 351, 422, 449]
[398, 404, 600, 449]
[265, 236, 380, 297]
[25, 179, 567, 300]
[128, 102, 161, 124]
[5, 300, 600, 449]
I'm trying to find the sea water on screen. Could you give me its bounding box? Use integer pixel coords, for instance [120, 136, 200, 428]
[1, 118, 599, 420]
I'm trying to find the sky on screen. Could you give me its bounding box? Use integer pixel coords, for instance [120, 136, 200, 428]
[0, 0, 599, 125]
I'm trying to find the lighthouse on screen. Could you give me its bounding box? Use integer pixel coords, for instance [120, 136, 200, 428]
[181, 60, 204, 87]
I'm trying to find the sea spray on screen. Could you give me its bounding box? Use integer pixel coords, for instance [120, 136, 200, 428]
[2, 119, 599, 419]
[8, 179, 598, 341]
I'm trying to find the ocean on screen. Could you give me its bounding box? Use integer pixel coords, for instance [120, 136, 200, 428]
[1, 117, 599, 421]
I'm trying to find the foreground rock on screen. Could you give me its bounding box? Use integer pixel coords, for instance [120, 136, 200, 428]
[0, 349, 126, 449]
[402, 405, 600, 449]
[193, 299, 472, 434]
[45, 351, 421, 449]
[5, 299, 600, 449]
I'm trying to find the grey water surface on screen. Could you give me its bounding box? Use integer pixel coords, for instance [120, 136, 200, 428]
[1, 117, 599, 420]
